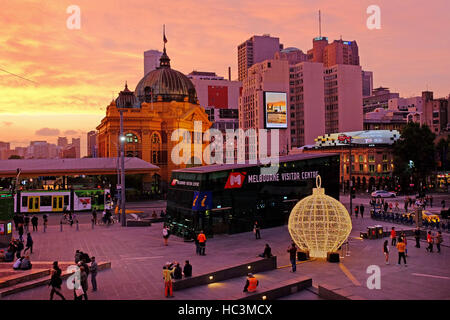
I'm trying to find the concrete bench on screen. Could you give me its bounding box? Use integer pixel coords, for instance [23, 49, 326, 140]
[318, 284, 365, 300]
[173, 256, 277, 291]
[238, 276, 312, 300]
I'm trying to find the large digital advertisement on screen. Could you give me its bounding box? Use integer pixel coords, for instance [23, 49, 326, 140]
[264, 91, 287, 129]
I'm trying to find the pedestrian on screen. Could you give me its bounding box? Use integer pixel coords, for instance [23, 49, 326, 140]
[287, 242, 297, 272]
[24, 214, 30, 233]
[414, 227, 421, 248]
[253, 221, 261, 239]
[397, 238, 407, 266]
[74, 265, 88, 300]
[442, 199, 446, 209]
[429, 195, 433, 208]
[15, 240, 24, 259]
[163, 263, 175, 298]
[435, 231, 443, 253]
[183, 260, 192, 277]
[43, 214, 48, 231]
[92, 209, 97, 225]
[383, 240, 389, 264]
[49, 261, 65, 300]
[390, 227, 397, 246]
[173, 262, 182, 280]
[243, 273, 258, 293]
[13, 214, 19, 231]
[69, 212, 73, 227]
[197, 230, 207, 255]
[194, 232, 200, 255]
[23, 233, 33, 254]
[17, 222, 24, 242]
[354, 205, 359, 218]
[426, 231, 433, 253]
[90, 256, 98, 292]
[31, 215, 38, 232]
[359, 204, 364, 218]
[401, 232, 408, 257]
[162, 225, 170, 246]
[384, 201, 389, 213]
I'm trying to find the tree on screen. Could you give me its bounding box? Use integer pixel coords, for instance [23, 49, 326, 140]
[393, 123, 436, 192]
[8, 155, 22, 159]
[436, 136, 450, 171]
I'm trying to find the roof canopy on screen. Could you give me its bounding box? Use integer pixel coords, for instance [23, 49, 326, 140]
[0, 157, 159, 178]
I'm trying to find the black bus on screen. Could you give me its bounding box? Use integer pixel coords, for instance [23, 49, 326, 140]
[166, 153, 340, 238]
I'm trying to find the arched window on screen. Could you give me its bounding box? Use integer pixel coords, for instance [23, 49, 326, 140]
[124, 133, 140, 158]
[150, 132, 161, 164]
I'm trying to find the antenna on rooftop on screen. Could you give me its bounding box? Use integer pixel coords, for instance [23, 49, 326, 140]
[319, 10, 322, 38]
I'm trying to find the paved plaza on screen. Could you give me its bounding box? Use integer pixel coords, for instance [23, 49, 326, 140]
[1, 194, 449, 300]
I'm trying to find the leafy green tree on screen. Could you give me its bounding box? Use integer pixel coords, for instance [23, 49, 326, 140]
[393, 123, 436, 191]
[436, 136, 450, 171]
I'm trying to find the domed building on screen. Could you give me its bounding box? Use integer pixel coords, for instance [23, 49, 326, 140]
[96, 42, 212, 193]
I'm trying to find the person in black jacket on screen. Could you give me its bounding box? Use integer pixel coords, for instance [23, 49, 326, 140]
[49, 261, 65, 300]
[259, 244, 273, 258]
[414, 227, 421, 248]
[24, 233, 33, 254]
[183, 260, 192, 277]
[173, 262, 182, 280]
[31, 215, 38, 232]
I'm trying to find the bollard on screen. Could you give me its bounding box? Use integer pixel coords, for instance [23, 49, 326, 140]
[345, 241, 350, 257]
[91, 219, 94, 230]
[76, 220, 79, 231]
[44, 224, 46, 233]
[60, 221, 63, 232]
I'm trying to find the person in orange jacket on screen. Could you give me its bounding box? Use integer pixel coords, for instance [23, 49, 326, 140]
[396, 238, 407, 266]
[390, 227, 397, 246]
[197, 230, 207, 256]
[243, 273, 258, 293]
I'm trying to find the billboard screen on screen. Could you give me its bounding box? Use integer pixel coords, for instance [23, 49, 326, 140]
[264, 91, 287, 129]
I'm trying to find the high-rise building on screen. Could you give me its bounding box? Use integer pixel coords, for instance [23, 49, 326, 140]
[239, 59, 290, 158]
[422, 91, 449, 135]
[144, 49, 163, 75]
[87, 130, 97, 158]
[57, 137, 68, 148]
[307, 37, 359, 68]
[0, 141, 11, 160]
[274, 47, 307, 65]
[28, 141, 49, 159]
[324, 64, 363, 134]
[71, 138, 81, 158]
[362, 70, 373, 97]
[287, 61, 325, 147]
[363, 87, 400, 114]
[237, 34, 283, 81]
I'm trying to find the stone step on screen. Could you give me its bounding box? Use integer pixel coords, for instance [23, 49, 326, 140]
[0, 261, 111, 298]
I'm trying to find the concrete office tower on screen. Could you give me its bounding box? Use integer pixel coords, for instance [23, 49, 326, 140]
[239, 59, 290, 159]
[324, 64, 363, 134]
[274, 47, 307, 65]
[288, 62, 325, 147]
[71, 138, 81, 158]
[144, 50, 163, 75]
[57, 137, 68, 148]
[87, 130, 97, 157]
[237, 34, 283, 81]
[307, 37, 360, 68]
[362, 70, 373, 97]
[422, 91, 449, 135]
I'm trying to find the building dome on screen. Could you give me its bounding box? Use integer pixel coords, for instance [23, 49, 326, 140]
[134, 49, 198, 104]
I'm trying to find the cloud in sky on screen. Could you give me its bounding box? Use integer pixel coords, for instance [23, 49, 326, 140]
[2, 121, 13, 127]
[63, 129, 79, 135]
[35, 127, 61, 136]
[0, 0, 449, 145]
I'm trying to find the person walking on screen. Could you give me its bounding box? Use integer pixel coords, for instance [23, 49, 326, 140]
[197, 230, 207, 255]
[397, 238, 407, 266]
[15, 240, 24, 259]
[435, 231, 443, 253]
[194, 232, 200, 255]
[23, 233, 33, 254]
[49, 261, 65, 300]
[383, 240, 389, 264]
[24, 214, 30, 233]
[162, 226, 170, 246]
[90, 256, 98, 292]
[426, 231, 433, 253]
[414, 227, 421, 248]
[17, 223, 24, 242]
[31, 215, 38, 232]
[401, 232, 408, 257]
[163, 263, 175, 298]
[243, 273, 258, 293]
[441, 199, 446, 209]
[92, 209, 97, 225]
[359, 204, 365, 219]
[390, 227, 397, 246]
[253, 221, 261, 239]
[287, 242, 297, 273]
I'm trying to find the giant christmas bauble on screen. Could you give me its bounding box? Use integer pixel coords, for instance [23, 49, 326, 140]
[288, 176, 352, 258]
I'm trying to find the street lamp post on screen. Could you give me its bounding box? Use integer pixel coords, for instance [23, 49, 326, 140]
[119, 109, 126, 227]
[349, 136, 353, 215]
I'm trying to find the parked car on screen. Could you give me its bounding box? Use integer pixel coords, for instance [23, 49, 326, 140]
[371, 190, 396, 198]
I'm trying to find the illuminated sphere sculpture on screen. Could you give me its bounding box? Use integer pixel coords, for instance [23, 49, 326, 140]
[288, 176, 352, 258]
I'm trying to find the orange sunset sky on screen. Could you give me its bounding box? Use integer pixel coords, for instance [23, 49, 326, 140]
[1, 0, 449, 156]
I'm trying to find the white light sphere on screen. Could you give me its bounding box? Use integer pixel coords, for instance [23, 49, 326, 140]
[288, 176, 352, 258]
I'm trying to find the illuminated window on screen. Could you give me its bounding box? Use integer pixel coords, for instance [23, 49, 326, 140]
[368, 155, 375, 162]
